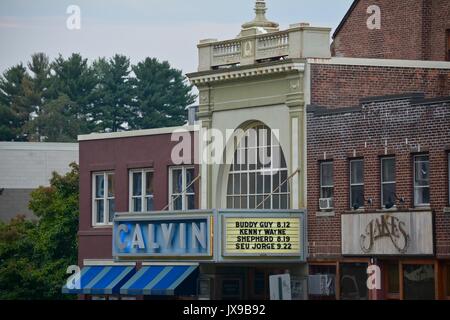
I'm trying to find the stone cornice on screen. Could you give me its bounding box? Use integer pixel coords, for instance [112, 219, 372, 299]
[188, 61, 305, 85]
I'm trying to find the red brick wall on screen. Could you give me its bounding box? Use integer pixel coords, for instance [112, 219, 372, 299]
[307, 95, 450, 259]
[333, 0, 450, 61]
[311, 63, 450, 108]
[78, 132, 199, 265]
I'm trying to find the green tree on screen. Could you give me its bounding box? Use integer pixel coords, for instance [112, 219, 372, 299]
[49, 53, 98, 137]
[0, 64, 30, 141]
[93, 54, 134, 132]
[131, 58, 196, 129]
[0, 163, 79, 299]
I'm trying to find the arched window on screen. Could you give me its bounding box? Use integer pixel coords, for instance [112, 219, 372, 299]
[226, 125, 290, 209]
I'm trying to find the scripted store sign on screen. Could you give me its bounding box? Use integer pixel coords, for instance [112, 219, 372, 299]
[223, 217, 302, 257]
[342, 211, 433, 256]
[113, 214, 212, 258]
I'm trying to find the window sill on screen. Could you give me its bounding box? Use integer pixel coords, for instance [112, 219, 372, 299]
[92, 224, 113, 229]
[316, 211, 335, 217]
[345, 208, 365, 214]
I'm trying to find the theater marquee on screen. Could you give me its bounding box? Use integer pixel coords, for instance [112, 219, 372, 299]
[112, 210, 307, 262]
[220, 212, 305, 260]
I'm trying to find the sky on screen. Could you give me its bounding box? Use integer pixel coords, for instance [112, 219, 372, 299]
[0, 0, 354, 75]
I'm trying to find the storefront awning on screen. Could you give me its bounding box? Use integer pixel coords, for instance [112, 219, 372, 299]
[62, 265, 136, 295]
[120, 265, 198, 296]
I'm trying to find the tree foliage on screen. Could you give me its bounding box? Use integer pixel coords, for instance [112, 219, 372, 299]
[0, 163, 79, 299]
[0, 53, 196, 142]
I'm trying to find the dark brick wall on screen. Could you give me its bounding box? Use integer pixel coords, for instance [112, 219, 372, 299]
[307, 95, 450, 259]
[311, 63, 450, 108]
[332, 0, 450, 61]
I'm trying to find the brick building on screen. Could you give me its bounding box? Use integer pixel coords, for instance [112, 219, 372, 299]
[307, 93, 450, 300]
[332, 0, 450, 61]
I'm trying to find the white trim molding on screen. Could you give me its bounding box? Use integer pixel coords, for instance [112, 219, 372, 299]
[78, 125, 200, 142]
[307, 57, 450, 69]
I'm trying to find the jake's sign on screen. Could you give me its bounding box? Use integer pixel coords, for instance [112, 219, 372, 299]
[113, 213, 212, 258]
[342, 211, 433, 256]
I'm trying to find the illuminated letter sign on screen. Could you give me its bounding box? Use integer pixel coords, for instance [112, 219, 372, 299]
[113, 216, 212, 258]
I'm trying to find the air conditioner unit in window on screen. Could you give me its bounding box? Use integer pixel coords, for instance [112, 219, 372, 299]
[308, 274, 335, 296]
[319, 198, 334, 210]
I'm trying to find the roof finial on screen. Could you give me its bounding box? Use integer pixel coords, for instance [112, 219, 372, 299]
[239, 0, 279, 37]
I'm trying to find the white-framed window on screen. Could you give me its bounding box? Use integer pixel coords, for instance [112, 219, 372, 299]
[92, 172, 115, 226]
[129, 169, 154, 212]
[381, 157, 396, 209]
[414, 154, 430, 207]
[350, 159, 364, 210]
[320, 161, 334, 200]
[169, 166, 195, 211]
[226, 125, 290, 210]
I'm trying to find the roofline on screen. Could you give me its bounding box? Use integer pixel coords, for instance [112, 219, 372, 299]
[78, 125, 200, 142]
[0, 142, 78, 151]
[332, 0, 359, 39]
[307, 57, 450, 69]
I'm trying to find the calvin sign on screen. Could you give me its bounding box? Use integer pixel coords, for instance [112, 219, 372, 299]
[342, 211, 433, 256]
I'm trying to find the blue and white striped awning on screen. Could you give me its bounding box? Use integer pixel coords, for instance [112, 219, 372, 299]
[120, 265, 198, 296]
[62, 265, 135, 295]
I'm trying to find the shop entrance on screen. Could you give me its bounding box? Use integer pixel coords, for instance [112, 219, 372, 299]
[381, 260, 437, 300]
[203, 265, 303, 300]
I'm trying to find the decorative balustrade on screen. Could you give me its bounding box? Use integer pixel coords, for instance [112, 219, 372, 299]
[256, 33, 289, 60]
[197, 25, 332, 71]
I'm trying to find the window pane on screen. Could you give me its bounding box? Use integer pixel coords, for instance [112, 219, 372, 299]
[172, 169, 183, 193]
[95, 175, 104, 198]
[273, 194, 280, 209]
[280, 194, 288, 209]
[241, 196, 247, 209]
[272, 172, 280, 193]
[280, 170, 288, 193]
[187, 195, 195, 210]
[257, 173, 263, 193]
[340, 263, 368, 300]
[241, 173, 247, 194]
[249, 173, 256, 194]
[321, 187, 334, 199]
[382, 183, 396, 207]
[386, 264, 399, 294]
[146, 172, 154, 196]
[264, 174, 271, 193]
[382, 158, 395, 182]
[403, 264, 435, 300]
[146, 196, 154, 211]
[321, 162, 334, 187]
[173, 196, 182, 211]
[108, 199, 115, 223]
[132, 172, 142, 196]
[234, 173, 241, 194]
[249, 195, 256, 209]
[227, 174, 233, 195]
[107, 174, 114, 197]
[96, 200, 104, 223]
[227, 196, 233, 208]
[133, 198, 142, 212]
[233, 196, 240, 209]
[186, 168, 195, 193]
[350, 160, 364, 184]
[415, 187, 430, 205]
[415, 157, 429, 186]
[351, 185, 364, 209]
